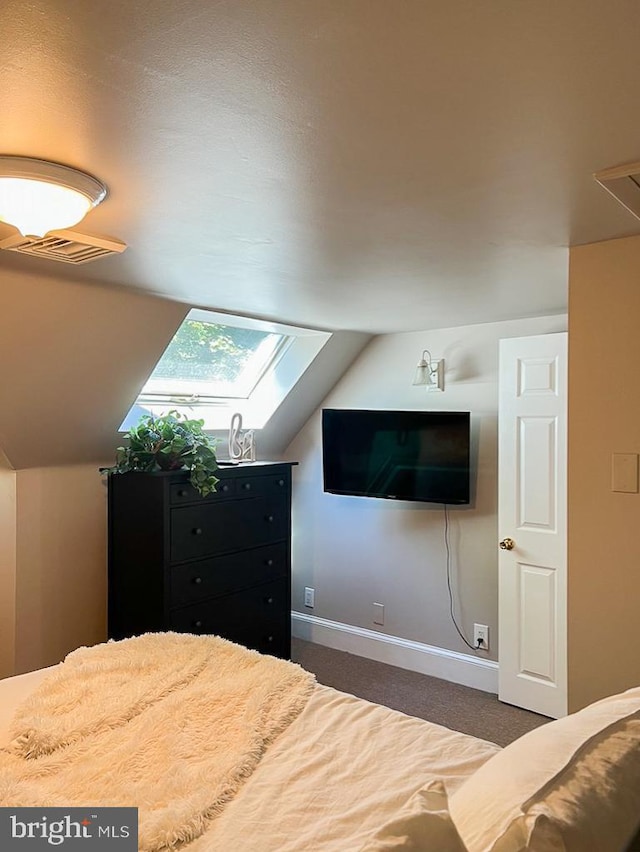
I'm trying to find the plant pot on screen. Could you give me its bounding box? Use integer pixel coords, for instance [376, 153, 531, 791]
[156, 454, 186, 472]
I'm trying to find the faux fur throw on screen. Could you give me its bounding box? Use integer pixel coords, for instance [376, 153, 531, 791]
[0, 632, 315, 850]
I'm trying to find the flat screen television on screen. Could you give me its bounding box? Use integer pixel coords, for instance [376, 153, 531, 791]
[322, 409, 470, 504]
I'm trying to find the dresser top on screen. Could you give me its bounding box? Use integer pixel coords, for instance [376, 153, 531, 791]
[216, 460, 298, 468]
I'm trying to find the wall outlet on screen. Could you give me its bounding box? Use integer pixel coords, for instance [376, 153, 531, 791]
[373, 602, 385, 625]
[473, 623, 489, 651]
[304, 586, 315, 608]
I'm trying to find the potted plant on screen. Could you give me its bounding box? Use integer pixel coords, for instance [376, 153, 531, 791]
[102, 411, 219, 496]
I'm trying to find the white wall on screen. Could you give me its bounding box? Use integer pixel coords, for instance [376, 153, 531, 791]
[568, 236, 640, 710]
[285, 314, 567, 665]
[14, 465, 108, 675]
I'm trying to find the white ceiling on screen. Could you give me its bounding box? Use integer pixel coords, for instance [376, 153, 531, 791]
[1, 0, 639, 334]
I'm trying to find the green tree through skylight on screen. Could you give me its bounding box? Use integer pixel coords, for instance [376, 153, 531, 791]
[152, 320, 273, 383]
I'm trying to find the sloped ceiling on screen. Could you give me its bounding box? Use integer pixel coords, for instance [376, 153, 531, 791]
[1, 0, 640, 333]
[0, 270, 187, 468]
[2, 1, 640, 468]
[0, 268, 371, 469]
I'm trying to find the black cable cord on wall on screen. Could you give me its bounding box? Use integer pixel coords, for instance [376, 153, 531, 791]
[443, 504, 480, 652]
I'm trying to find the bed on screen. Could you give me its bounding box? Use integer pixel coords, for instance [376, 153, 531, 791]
[0, 633, 639, 852]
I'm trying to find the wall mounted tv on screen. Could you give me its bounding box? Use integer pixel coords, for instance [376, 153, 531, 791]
[322, 409, 470, 505]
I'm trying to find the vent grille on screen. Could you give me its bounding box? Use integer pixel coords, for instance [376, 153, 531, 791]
[0, 229, 127, 264]
[594, 161, 640, 221]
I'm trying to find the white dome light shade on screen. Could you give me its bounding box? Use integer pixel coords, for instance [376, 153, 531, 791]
[0, 157, 107, 238]
[0, 178, 93, 237]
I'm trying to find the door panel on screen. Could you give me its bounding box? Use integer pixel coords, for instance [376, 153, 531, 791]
[518, 416, 557, 530]
[499, 332, 567, 718]
[518, 562, 556, 683]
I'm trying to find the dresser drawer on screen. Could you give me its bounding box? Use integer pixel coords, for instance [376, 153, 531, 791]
[169, 543, 288, 607]
[171, 495, 287, 562]
[170, 470, 289, 505]
[235, 472, 290, 499]
[169, 578, 290, 658]
[170, 477, 235, 504]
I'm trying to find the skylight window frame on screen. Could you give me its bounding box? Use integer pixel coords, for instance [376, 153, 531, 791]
[137, 331, 292, 404]
[121, 308, 332, 434]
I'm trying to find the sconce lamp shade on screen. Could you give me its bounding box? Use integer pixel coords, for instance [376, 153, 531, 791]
[412, 349, 445, 392]
[413, 360, 434, 386]
[0, 156, 107, 238]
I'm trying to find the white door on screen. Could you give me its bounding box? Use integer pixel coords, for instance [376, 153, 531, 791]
[498, 332, 567, 718]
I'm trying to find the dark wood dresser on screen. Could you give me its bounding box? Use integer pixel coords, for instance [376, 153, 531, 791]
[107, 461, 296, 659]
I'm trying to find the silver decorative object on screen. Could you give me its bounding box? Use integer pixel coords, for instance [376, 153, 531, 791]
[228, 412, 256, 463]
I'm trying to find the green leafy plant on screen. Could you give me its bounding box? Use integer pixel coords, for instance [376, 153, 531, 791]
[102, 411, 219, 496]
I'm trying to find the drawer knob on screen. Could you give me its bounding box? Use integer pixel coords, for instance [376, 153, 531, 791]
[194, 620, 203, 629]
[278, 479, 285, 486]
[267, 635, 274, 643]
[265, 514, 274, 523]
[242, 482, 251, 490]
[192, 527, 203, 535]
[193, 577, 202, 585]
[178, 489, 188, 497]
[265, 558, 274, 567]
[265, 596, 274, 605]
[221, 484, 229, 492]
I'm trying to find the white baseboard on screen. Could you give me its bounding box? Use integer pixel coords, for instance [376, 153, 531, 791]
[291, 611, 498, 694]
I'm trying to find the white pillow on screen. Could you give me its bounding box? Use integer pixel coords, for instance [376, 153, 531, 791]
[360, 780, 467, 851]
[449, 686, 640, 852]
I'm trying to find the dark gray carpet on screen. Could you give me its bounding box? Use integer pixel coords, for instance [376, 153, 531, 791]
[291, 638, 549, 746]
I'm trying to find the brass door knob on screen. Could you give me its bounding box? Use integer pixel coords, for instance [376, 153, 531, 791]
[499, 537, 515, 551]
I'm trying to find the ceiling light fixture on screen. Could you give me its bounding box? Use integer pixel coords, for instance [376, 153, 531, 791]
[412, 349, 445, 392]
[0, 156, 107, 238]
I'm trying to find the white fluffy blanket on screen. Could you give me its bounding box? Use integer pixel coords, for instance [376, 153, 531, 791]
[0, 633, 315, 850]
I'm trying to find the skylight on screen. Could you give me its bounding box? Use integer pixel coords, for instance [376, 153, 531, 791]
[139, 318, 290, 402]
[121, 309, 331, 434]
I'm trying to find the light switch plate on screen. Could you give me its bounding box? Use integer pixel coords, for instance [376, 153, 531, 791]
[611, 453, 639, 493]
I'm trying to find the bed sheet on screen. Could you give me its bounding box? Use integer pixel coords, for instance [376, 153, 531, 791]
[0, 666, 500, 850]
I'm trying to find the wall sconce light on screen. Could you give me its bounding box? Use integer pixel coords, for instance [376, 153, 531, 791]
[0, 156, 107, 238]
[412, 349, 444, 392]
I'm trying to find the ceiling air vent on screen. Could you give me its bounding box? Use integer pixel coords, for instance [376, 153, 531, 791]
[0, 228, 127, 264]
[593, 161, 640, 221]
